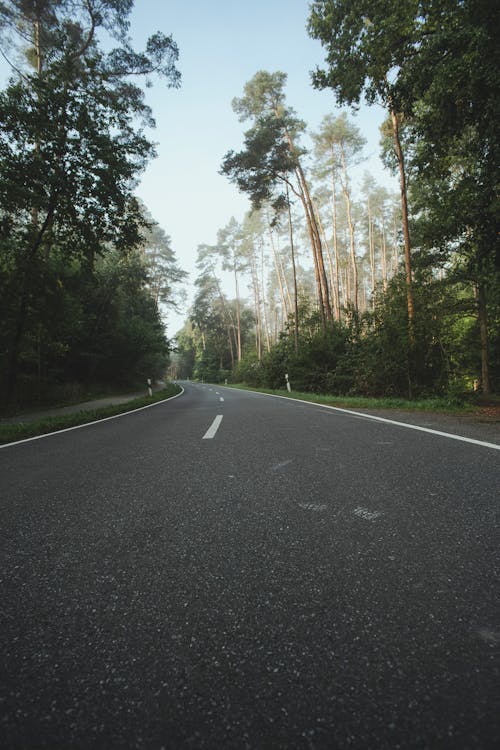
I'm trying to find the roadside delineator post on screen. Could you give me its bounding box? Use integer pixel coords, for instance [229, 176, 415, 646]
[147, 378, 152, 397]
[285, 373, 291, 392]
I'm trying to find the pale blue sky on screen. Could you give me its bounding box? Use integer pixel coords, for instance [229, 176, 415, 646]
[129, 0, 395, 335]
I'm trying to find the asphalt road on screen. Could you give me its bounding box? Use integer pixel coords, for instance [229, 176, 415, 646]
[1, 382, 499, 749]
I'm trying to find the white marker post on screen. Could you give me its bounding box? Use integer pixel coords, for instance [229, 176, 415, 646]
[285, 373, 291, 392]
[147, 378, 152, 397]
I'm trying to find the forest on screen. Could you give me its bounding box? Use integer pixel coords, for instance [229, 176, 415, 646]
[0, 0, 185, 410]
[175, 0, 499, 400]
[1, 0, 499, 411]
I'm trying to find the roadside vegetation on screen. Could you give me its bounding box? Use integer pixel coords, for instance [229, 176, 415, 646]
[225, 383, 475, 414]
[0, 383, 181, 445]
[0, 1, 185, 415]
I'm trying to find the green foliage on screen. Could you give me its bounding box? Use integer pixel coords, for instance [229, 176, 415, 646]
[0, 246, 172, 410]
[226, 385, 471, 413]
[233, 350, 265, 387]
[307, 0, 499, 395]
[228, 274, 499, 399]
[138, 202, 187, 309]
[221, 70, 306, 214]
[0, 0, 182, 407]
[220, 112, 299, 212]
[0, 383, 181, 444]
[308, 0, 420, 106]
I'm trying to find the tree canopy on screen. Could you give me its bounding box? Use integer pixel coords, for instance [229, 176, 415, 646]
[0, 0, 183, 408]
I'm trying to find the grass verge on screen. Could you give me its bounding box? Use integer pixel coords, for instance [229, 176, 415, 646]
[224, 384, 474, 413]
[0, 383, 182, 445]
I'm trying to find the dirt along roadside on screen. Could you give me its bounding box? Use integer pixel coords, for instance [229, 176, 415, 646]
[0, 382, 168, 425]
[349, 404, 500, 447]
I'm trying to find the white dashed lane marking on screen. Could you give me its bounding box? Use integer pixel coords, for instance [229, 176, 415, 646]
[353, 506, 383, 521]
[298, 502, 328, 512]
[203, 415, 223, 440]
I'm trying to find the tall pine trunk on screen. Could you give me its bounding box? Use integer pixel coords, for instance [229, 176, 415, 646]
[286, 185, 300, 353]
[339, 146, 358, 312]
[389, 106, 414, 327]
[282, 123, 332, 323]
[234, 265, 242, 362]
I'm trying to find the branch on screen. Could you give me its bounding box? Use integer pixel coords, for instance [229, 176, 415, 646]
[70, 0, 97, 60]
[0, 44, 30, 81]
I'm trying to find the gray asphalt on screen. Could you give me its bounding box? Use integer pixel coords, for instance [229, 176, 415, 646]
[1, 382, 499, 749]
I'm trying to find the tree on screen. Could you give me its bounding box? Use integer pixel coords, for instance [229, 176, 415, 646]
[137, 203, 187, 315]
[221, 70, 333, 324]
[311, 113, 366, 311]
[308, 0, 416, 327]
[395, 0, 500, 394]
[0, 0, 180, 404]
[216, 217, 247, 362]
[195, 244, 237, 368]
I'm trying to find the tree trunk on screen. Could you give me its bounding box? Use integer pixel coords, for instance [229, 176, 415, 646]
[286, 185, 300, 353]
[234, 264, 242, 361]
[381, 216, 388, 291]
[367, 196, 375, 298]
[392, 217, 399, 275]
[331, 179, 341, 320]
[212, 271, 235, 368]
[297, 166, 332, 321]
[267, 217, 293, 313]
[297, 182, 326, 326]
[324, 224, 339, 320]
[268, 222, 289, 321]
[476, 282, 491, 395]
[250, 251, 262, 360]
[315, 202, 339, 321]
[31, 18, 43, 230]
[282, 122, 332, 322]
[260, 240, 271, 353]
[345, 266, 350, 307]
[339, 146, 358, 312]
[389, 106, 414, 326]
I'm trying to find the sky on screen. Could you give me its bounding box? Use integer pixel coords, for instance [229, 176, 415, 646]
[127, 0, 396, 337]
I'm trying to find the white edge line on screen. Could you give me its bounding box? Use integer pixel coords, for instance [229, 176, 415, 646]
[203, 414, 223, 440]
[0, 386, 185, 449]
[217, 386, 500, 451]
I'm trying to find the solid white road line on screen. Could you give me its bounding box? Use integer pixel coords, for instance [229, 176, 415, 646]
[0, 387, 185, 450]
[203, 415, 223, 440]
[220, 387, 500, 451]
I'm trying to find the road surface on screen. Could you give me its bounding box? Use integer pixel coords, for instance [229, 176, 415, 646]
[1, 382, 499, 749]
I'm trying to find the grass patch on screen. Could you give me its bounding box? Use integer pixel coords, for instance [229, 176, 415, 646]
[224, 384, 473, 413]
[0, 383, 182, 445]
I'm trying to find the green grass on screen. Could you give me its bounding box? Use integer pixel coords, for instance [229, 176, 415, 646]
[0, 383, 182, 445]
[224, 384, 474, 413]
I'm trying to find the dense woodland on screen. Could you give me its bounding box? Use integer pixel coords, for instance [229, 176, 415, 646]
[174, 0, 499, 399]
[1, 1, 498, 410]
[0, 0, 185, 410]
